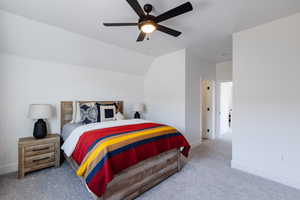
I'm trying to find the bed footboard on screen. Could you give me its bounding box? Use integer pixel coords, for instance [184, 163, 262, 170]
[64, 148, 181, 200]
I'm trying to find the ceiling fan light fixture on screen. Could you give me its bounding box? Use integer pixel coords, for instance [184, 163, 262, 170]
[140, 20, 157, 34]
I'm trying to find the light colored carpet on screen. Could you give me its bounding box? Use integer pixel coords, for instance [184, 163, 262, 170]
[1, 135, 300, 200]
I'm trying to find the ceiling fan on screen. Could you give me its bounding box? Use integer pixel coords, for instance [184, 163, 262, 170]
[103, 0, 193, 42]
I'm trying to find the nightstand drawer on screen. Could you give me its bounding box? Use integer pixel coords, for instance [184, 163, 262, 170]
[24, 152, 55, 167]
[25, 143, 55, 156]
[24, 161, 56, 173]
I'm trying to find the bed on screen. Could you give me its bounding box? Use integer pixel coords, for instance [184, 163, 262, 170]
[60, 101, 190, 200]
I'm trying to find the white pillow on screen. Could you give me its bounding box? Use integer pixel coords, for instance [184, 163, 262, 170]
[70, 101, 77, 123]
[74, 101, 81, 123]
[115, 112, 125, 120]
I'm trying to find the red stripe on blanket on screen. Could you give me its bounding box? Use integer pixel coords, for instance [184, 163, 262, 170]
[72, 123, 163, 165]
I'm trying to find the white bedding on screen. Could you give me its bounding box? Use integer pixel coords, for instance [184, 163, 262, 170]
[61, 119, 150, 157]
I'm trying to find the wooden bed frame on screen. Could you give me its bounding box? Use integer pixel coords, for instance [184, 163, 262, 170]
[60, 101, 182, 200]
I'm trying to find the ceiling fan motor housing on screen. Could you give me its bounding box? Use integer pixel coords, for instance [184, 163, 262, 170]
[138, 13, 156, 26]
[144, 4, 153, 14]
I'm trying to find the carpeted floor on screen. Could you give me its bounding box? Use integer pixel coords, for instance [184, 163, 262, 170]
[1, 134, 300, 200]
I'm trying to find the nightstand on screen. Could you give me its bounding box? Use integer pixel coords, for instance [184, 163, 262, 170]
[18, 134, 60, 178]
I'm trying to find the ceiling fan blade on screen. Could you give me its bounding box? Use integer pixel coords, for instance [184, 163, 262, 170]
[126, 0, 145, 18]
[103, 23, 138, 26]
[137, 32, 146, 42]
[154, 2, 193, 23]
[157, 25, 182, 37]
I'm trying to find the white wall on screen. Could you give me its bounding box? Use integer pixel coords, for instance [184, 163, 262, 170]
[0, 53, 144, 174]
[0, 10, 154, 75]
[144, 48, 216, 146]
[215, 61, 233, 137]
[232, 13, 300, 189]
[185, 49, 216, 144]
[216, 61, 233, 82]
[144, 49, 186, 136]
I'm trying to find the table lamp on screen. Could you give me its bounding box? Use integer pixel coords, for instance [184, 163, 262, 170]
[28, 104, 52, 139]
[134, 103, 145, 119]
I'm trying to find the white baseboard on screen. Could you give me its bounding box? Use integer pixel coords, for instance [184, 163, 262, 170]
[231, 159, 300, 190]
[0, 162, 17, 175]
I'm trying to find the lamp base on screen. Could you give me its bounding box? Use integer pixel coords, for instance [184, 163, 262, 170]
[134, 112, 141, 119]
[33, 119, 47, 139]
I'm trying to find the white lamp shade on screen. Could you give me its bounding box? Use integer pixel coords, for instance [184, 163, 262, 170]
[28, 104, 52, 119]
[134, 103, 145, 112]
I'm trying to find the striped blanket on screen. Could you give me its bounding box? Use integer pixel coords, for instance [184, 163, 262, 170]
[72, 122, 190, 197]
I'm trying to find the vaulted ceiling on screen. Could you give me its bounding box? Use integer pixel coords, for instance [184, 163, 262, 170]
[1, 0, 300, 62]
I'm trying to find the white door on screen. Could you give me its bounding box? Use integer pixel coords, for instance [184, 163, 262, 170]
[220, 82, 233, 135]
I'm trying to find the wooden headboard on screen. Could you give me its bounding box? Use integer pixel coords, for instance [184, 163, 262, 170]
[60, 101, 123, 131]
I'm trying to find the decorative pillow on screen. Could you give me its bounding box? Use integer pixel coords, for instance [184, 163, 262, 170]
[70, 101, 82, 123]
[75, 102, 82, 123]
[70, 101, 77, 123]
[96, 103, 117, 122]
[80, 103, 98, 124]
[115, 112, 125, 120]
[96, 104, 116, 122]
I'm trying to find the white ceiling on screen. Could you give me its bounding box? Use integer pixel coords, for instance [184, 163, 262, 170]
[1, 0, 300, 62]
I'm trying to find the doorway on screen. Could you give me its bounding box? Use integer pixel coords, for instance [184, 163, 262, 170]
[219, 82, 233, 136]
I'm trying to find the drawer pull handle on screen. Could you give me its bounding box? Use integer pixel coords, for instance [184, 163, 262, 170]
[33, 157, 50, 162]
[32, 147, 49, 151]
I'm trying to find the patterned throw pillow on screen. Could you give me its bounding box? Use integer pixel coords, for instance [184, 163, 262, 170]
[80, 103, 98, 124]
[96, 103, 118, 122]
[96, 103, 117, 122]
